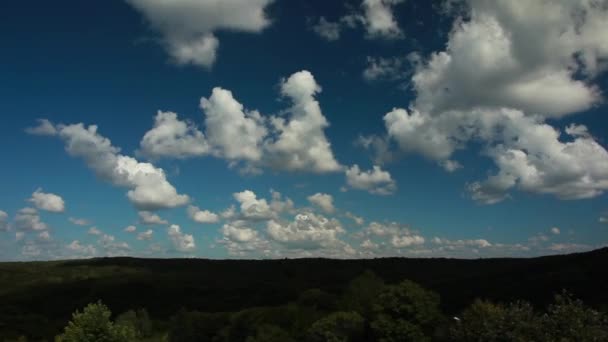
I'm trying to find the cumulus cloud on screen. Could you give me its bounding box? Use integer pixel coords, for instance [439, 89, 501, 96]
[137, 229, 154, 241]
[221, 222, 259, 243]
[27, 121, 189, 210]
[307, 193, 335, 213]
[200, 87, 267, 161]
[0, 210, 8, 232]
[67, 240, 97, 257]
[266, 212, 345, 250]
[28, 188, 65, 213]
[15, 208, 48, 231]
[138, 211, 169, 225]
[138, 111, 209, 159]
[551, 227, 561, 235]
[88, 227, 102, 236]
[136, 70, 341, 174]
[360, 0, 405, 39]
[345, 164, 396, 195]
[311, 17, 342, 41]
[432, 237, 492, 249]
[125, 0, 274, 68]
[187, 205, 219, 224]
[380, 1, 608, 203]
[361, 221, 425, 249]
[168, 224, 195, 252]
[312, 0, 404, 41]
[233, 190, 274, 221]
[265, 70, 342, 173]
[69, 217, 90, 226]
[124, 225, 137, 233]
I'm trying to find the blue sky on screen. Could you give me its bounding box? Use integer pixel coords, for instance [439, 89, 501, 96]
[1, 0, 607, 260]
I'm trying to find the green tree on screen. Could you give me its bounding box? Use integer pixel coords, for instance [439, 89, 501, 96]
[307, 311, 365, 342]
[541, 291, 608, 341]
[450, 299, 542, 341]
[370, 280, 443, 342]
[56, 301, 136, 342]
[116, 308, 153, 338]
[341, 270, 385, 318]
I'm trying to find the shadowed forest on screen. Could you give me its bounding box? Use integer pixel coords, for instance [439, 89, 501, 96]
[1, 248, 607, 341]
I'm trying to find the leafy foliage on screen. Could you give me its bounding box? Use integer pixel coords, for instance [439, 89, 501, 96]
[55, 301, 136, 342]
[307, 311, 365, 342]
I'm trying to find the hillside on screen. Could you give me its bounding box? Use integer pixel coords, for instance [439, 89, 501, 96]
[1, 247, 607, 340]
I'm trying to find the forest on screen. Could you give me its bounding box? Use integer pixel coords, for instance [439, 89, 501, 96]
[1, 247, 607, 341]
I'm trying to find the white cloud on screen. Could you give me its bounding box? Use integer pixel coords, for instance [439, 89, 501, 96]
[125, 0, 274, 68]
[25, 119, 57, 136]
[265, 70, 342, 173]
[124, 225, 137, 233]
[361, 221, 425, 249]
[312, 17, 341, 41]
[69, 217, 90, 226]
[345, 164, 396, 195]
[67, 240, 97, 256]
[391, 234, 425, 248]
[551, 227, 561, 235]
[360, 0, 405, 39]
[200, 87, 267, 161]
[432, 237, 492, 249]
[15, 208, 48, 231]
[0, 210, 8, 232]
[233, 190, 274, 221]
[269, 190, 295, 215]
[137, 229, 154, 241]
[138, 211, 169, 225]
[88, 227, 102, 236]
[345, 211, 365, 225]
[266, 212, 345, 249]
[38, 231, 51, 241]
[313, 0, 404, 41]
[138, 111, 209, 159]
[307, 193, 335, 214]
[466, 111, 608, 203]
[380, 1, 608, 203]
[29, 121, 189, 210]
[187, 205, 219, 224]
[361, 239, 378, 249]
[28, 188, 65, 213]
[168, 224, 196, 252]
[221, 222, 259, 243]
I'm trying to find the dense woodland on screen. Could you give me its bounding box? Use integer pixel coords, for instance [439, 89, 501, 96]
[1, 247, 607, 341]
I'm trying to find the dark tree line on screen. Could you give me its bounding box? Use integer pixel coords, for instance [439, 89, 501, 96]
[23, 271, 607, 342]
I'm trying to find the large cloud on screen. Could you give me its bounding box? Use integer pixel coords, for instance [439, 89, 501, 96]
[201, 88, 267, 161]
[382, 0, 608, 203]
[125, 0, 274, 68]
[28, 188, 65, 213]
[138, 70, 341, 174]
[27, 121, 189, 210]
[264, 70, 342, 173]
